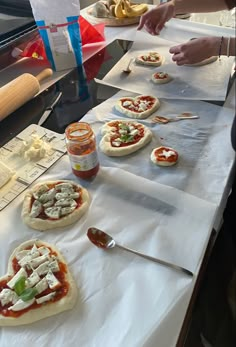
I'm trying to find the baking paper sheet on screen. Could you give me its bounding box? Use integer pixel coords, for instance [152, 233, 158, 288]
[84, 89, 235, 205]
[95, 31, 234, 101]
[0, 157, 216, 347]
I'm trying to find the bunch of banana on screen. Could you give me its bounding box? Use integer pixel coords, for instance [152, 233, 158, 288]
[114, 0, 148, 18]
[92, 0, 148, 19]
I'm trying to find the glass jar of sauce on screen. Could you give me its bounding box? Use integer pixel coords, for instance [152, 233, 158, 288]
[65, 122, 99, 179]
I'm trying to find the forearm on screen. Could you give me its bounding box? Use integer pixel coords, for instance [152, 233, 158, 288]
[172, 0, 230, 15]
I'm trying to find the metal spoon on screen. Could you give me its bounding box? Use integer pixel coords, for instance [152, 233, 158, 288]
[122, 58, 133, 74]
[87, 227, 193, 277]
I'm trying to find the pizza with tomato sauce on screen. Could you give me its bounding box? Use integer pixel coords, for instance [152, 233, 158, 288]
[0, 239, 77, 326]
[135, 52, 163, 67]
[114, 95, 160, 119]
[151, 72, 172, 84]
[99, 120, 152, 156]
[22, 180, 90, 231]
[150, 146, 178, 166]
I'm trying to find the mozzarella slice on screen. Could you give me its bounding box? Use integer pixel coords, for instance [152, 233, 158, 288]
[0, 288, 18, 306]
[7, 268, 28, 289]
[34, 277, 48, 294]
[25, 271, 41, 288]
[28, 254, 49, 269]
[54, 198, 77, 207]
[30, 200, 43, 218]
[46, 270, 61, 290]
[38, 246, 50, 256]
[44, 206, 61, 219]
[8, 298, 35, 311]
[36, 292, 56, 304]
[38, 188, 56, 204]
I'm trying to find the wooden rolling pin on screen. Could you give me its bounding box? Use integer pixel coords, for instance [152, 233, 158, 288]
[0, 68, 53, 121]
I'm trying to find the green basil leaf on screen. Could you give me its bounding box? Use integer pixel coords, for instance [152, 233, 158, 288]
[119, 123, 129, 131]
[14, 276, 26, 296]
[20, 288, 38, 302]
[120, 134, 134, 143]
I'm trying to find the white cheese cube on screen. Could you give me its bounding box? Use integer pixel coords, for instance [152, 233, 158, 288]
[0, 288, 18, 306]
[7, 268, 28, 289]
[25, 271, 41, 288]
[8, 298, 35, 311]
[46, 270, 61, 290]
[36, 292, 56, 304]
[34, 277, 48, 294]
[28, 254, 49, 269]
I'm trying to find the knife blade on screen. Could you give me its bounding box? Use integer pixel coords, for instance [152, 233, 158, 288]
[38, 92, 62, 126]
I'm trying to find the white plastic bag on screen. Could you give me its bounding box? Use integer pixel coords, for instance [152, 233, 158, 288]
[29, 0, 82, 71]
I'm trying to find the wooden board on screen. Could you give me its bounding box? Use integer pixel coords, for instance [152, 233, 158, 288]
[86, 8, 140, 27]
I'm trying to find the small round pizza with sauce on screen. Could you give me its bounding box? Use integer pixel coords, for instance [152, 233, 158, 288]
[151, 146, 178, 166]
[22, 180, 90, 231]
[99, 120, 152, 157]
[151, 71, 172, 84]
[135, 52, 163, 67]
[114, 95, 160, 119]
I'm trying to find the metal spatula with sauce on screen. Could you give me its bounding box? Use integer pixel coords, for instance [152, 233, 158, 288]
[87, 227, 193, 277]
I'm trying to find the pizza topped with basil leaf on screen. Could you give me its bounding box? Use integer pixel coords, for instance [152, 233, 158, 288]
[0, 239, 77, 326]
[22, 180, 90, 231]
[99, 120, 152, 156]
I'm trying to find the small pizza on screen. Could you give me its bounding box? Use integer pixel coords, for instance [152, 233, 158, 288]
[151, 72, 172, 84]
[135, 52, 163, 66]
[151, 146, 178, 166]
[114, 95, 160, 119]
[22, 180, 90, 231]
[185, 56, 218, 67]
[99, 120, 152, 156]
[0, 239, 77, 326]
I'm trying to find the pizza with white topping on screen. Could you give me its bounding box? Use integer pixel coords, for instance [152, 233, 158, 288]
[135, 52, 163, 67]
[99, 120, 152, 156]
[150, 146, 178, 166]
[0, 239, 77, 326]
[22, 180, 90, 231]
[151, 72, 172, 84]
[114, 95, 160, 119]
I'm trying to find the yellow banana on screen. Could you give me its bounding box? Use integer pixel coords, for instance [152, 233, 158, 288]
[123, 0, 148, 17]
[114, 0, 126, 18]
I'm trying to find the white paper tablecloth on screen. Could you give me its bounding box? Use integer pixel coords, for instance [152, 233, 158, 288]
[0, 156, 217, 347]
[85, 89, 235, 206]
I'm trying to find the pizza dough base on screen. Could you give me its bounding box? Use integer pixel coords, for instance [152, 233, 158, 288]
[21, 180, 90, 231]
[0, 239, 77, 326]
[185, 56, 218, 67]
[115, 96, 160, 119]
[100, 120, 153, 157]
[150, 147, 178, 166]
[135, 53, 164, 67]
[151, 73, 172, 84]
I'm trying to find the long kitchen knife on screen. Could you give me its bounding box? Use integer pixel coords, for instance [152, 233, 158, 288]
[38, 92, 62, 126]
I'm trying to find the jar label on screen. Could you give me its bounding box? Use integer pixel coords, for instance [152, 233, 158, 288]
[68, 151, 99, 172]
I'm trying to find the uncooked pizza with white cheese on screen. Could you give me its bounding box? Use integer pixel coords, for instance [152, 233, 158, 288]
[114, 95, 160, 119]
[0, 239, 77, 326]
[151, 71, 172, 84]
[150, 146, 178, 166]
[22, 180, 90, 231]
[99, 120, 152, 156]
[135, 52, 163, 67]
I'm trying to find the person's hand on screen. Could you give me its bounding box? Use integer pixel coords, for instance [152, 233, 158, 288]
[137, 2, 175, 35]
[169, 37, 219, 65]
